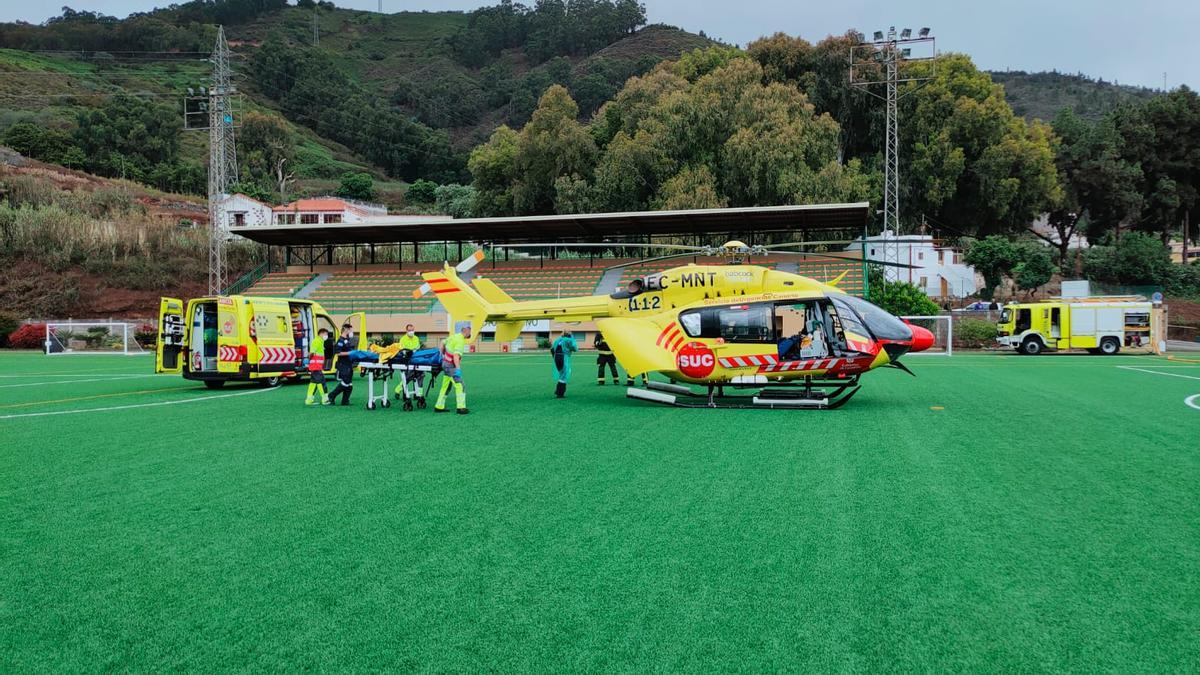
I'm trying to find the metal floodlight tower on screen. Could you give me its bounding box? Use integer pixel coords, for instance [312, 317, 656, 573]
[849, 26, 937, 280]
[205, 26, 238, 294]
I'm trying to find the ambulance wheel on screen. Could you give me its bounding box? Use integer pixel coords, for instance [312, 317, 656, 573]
[1099, 337, 1121, 355]
[204, 380, 225, 390]
[403, 401, 414, 412]
[1020, 337, 1043, 355]
[260, 376, 282, 388]
[367, 401, 376, 410]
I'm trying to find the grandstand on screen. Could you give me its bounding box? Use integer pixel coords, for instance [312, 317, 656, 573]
[243, 271, 315, 298]
[473, 260, 611, 300]
[307, 267, 440, 314]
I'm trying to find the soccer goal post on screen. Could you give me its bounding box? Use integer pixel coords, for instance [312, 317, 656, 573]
[45, 321, 147, 356]
[901, 315, 953, 356]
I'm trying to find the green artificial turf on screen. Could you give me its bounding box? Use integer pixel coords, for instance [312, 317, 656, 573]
[1, 351, 1198, 671]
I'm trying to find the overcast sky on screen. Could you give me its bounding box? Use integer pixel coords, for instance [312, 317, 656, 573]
[2, 0, 1194, 90]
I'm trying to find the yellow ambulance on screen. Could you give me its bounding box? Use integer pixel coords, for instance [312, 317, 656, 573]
[154, 295, 364, 388]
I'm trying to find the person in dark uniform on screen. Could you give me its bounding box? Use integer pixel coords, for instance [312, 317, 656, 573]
[326, 323, 356, 406]
[594, 332, 620, 385]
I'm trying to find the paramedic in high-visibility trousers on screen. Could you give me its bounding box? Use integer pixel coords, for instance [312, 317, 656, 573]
[305, 327, 331, 406]
[434, 323, 471, 415]
[394, 323, 424, 403]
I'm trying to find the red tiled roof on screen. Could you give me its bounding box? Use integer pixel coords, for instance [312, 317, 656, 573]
[272, 198, 356, 212]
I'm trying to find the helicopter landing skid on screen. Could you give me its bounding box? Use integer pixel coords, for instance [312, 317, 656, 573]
[627, 376, 861, 410]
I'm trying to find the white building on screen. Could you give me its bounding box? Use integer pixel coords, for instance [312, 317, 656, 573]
[847, 230, 977, 299]
[272, 197, 387, 225]
[215, 193, 273, 232]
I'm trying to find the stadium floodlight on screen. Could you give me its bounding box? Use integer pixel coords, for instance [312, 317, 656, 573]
[900, 28, 911, 39]
[873, 30, 883, 41]
[187, 87, 194, 96]
[854, 31, 865, 44]
[919, 27, 930, 37]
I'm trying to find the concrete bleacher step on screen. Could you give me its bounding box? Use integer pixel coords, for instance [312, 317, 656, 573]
[294, 272, 330, 299]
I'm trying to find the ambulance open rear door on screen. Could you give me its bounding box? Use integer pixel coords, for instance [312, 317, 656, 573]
[343, 311, 368, 350]
[155, 297, 186, 374]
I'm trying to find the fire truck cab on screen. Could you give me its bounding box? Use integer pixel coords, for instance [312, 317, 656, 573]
[155, 295, 365, 388]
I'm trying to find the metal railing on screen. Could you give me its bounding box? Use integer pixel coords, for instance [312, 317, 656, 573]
[223, 260, 271, 296]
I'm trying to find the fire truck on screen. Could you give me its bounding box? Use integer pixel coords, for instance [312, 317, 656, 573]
[996, 299, 1156, 355]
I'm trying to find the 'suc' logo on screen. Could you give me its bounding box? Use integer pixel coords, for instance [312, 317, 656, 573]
[676, 342, 716, 378]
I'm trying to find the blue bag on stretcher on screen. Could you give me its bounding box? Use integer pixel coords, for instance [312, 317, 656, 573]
[409, 348, 441, 366]
[346, 349, 379, 363]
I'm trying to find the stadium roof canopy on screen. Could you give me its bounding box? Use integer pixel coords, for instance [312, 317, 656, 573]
[229, 203, 870, 246]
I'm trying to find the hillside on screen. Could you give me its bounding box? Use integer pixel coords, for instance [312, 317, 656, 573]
[989, 70, 1161, 122]
[0, 148, 256, 319]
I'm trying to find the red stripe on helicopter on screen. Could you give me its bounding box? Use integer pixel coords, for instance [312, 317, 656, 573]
[667, 334, 685, 352]
[657, 324, 676, 345]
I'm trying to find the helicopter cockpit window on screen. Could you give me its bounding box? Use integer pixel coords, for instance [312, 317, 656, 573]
[830, 294, 912, 342]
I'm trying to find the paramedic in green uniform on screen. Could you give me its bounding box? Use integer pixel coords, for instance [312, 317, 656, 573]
[305, 327, 331, 406]
[434, 323, 470, 415]
[551, 330, 578, 398]
[394, 323, 425, 400]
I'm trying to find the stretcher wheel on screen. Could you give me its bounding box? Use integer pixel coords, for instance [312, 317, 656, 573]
[417, 398, 427, 409]
[382, 398, 391, 409]
[367, 401, 376, 410]
[403, 401, 414, 411]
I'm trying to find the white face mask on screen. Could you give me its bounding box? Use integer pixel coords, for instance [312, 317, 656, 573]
[406, 330, 415, 336]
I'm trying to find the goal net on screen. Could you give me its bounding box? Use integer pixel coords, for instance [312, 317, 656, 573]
[901, 315, 953, 356]
[45, 321, 147, 356]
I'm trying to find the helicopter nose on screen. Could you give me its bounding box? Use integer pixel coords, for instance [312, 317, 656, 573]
[909, 324, 935, 352]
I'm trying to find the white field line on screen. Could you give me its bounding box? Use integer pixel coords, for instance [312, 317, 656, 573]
[0, 375, 158, 389]
[0, 387, 277, 420]
[0, 373, 148, 379]
[1187, 394, 1200, 411]
[1116, 366, 1200, 381]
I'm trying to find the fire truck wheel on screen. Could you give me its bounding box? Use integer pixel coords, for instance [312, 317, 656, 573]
[204, 380, 225, 390]
[1020, 337, 1043, 355]
[1099, 337, 1120, 355]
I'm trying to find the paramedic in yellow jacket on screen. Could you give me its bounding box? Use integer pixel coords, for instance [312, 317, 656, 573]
[434, 323, 470, 415]
[394, 323, 424, 400]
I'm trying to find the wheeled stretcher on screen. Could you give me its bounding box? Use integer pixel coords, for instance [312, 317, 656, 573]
[358, 362, 440, 411]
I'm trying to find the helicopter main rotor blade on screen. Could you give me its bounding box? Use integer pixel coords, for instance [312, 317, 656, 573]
[602, 251, 702, 273]
[769, 250, 920, 269]
[761, 238, 946, 250]
[490, 242, 705, 252]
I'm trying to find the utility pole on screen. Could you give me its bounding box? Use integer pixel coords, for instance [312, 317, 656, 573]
[184, 26, 239, 294]
[313, 11, 319, 46]
[850, 27, 936, 280]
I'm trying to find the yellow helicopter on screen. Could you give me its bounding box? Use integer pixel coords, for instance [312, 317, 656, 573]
[415, 241, 934, 409]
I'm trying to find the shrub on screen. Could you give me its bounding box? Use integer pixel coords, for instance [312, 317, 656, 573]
[536, 336, 551, 349]
[956, 318, 999, 348]
[135, 323, 157, 348]
[406, 179, 438, 205]
[8, 323, 46, 349]
[0, 312, 17, 347]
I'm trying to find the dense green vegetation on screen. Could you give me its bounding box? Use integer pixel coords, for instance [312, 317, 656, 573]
[989, 70, 1160, 123]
